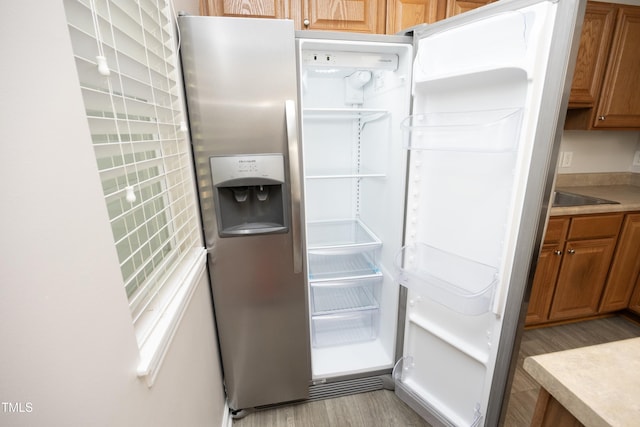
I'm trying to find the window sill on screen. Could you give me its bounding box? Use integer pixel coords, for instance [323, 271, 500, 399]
[136, 246, 207, 387]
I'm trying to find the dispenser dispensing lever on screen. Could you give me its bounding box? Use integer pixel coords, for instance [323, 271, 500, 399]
[233, 187, 249, 202]
[257, 185, 269, 201]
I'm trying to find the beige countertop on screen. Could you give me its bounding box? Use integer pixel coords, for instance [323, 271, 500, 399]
[524, 338, 640, 427]
[551, 184, 640, 216]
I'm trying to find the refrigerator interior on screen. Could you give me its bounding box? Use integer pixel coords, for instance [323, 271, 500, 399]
[395, 2, 562, 425]
[297, 38, 413, 379]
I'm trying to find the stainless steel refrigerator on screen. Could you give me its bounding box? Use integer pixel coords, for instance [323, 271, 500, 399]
[179, 0, 584, 424]
[179, 17, 310, 412]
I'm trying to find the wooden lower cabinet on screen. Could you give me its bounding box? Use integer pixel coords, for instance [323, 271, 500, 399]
[526, 218, 569, 325]
[548, 237, 617, 321]
[526, 213, 623, 326]
[526, 243, 564, 324]
[627, 275, 640, 315]
[530, 389, 585, 427]
[599, 213, 640, 312]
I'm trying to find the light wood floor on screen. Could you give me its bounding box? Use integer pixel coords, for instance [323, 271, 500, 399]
[233, 388, 429, 427]
[233, 316, 640, 427]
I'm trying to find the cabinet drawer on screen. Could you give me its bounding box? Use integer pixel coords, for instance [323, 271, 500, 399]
[567, 214, 623, 240]
[544, 218, 569, 243]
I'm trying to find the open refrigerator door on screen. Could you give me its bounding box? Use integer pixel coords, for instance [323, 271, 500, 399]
[394, 0, 583, 425]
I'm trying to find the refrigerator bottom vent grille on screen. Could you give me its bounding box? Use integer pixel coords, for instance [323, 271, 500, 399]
[308, 376, 387, 401]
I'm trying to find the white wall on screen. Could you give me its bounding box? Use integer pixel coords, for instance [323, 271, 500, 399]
[558, 130, 640, 174]
[0, 1, 226, 426]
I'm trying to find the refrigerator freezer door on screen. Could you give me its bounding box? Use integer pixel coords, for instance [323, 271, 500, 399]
[395, 0, 583, 425]
[179, 16, 311, 411]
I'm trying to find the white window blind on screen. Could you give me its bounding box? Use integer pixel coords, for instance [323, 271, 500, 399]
[63, 0, 200, 325]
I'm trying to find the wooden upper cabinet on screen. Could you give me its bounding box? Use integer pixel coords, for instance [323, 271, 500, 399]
[200, 0, 286, 18]
[386, 0, 443, 34]
[386, 0, 492, 34]
[293, 0, 386, 33]
[593, 5, 640, 128]
[568, 2, 616, 108]
[446, 0, 493, 17]
[565, 2, 640, 130]
[202, 0, 494, 34]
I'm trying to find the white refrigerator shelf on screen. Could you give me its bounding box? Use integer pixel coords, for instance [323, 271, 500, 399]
[307, 219, 382, 254]
[303, 108, 389, 123]
[401, 108, 522, 152]
[308, 252, 380, 281]
[394, 243, 498, 315]
[304, 166, 386, 179]
[310, 276, 382, 315]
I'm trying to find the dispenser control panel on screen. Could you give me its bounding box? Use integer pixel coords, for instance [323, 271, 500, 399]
[210, 154, 285, 185]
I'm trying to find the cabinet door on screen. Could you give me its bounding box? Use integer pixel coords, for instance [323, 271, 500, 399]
[568, 1, 616, 108]
[445, 0, 493, 17]
[201, 0, 286, 18]
[294, 0, 386, 33]
[628, 274, 640, 315]
[385, 0, 492, 35]
[567, 213, 622, 240]
[386, 0, 444, 34]
[593, 6, 640, 128]
[548, 238, 617, 321]
[600, 213, 640, 312]
[525, 218, 569, 326]
[525, 243, 563, 325]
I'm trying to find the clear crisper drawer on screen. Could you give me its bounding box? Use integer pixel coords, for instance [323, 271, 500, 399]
[401, 108, 522, 152]
[312, 309, 379, 348]
[310, 276, 382, 315]
[307, 219, 381, 255]
[394, 243, 498, 315]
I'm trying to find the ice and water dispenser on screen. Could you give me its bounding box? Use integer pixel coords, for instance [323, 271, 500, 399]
[210, 154, 288, 237]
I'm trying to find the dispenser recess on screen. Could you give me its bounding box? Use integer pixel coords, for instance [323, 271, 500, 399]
[210, 154, 289, 237]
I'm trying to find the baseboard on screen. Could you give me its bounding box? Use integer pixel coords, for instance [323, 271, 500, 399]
[620, 310, 640, 326]
[524, 313, 615, 330]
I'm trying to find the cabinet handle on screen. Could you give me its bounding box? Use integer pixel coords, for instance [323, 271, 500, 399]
[554, 250, 562, 255]
[568, 249, 576, 254]
[598, 116, 605, 121]
[303, 19, 310, 27]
